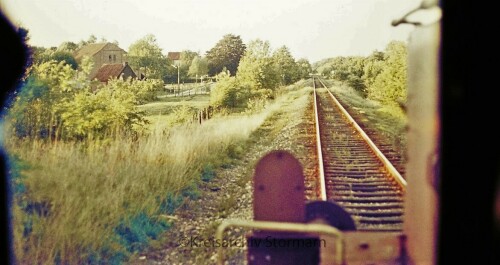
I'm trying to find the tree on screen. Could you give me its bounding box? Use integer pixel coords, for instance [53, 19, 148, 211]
[363, 50, 385, 88]
[368, 41, 407, 106]
[296, 58, 312, 79]
[188, 56, 209, 82]
[77, 35, 97, 48]
[179, 50, 199, 81]
[61, 78, 148, 139]
[127, 34, 168, 81]
[51, 51, 78, 69]
[7, 60, 83, 139]
[209, 73, 239, 108]
[326, 56, 367, 94]
[237, 39, 280, 90]
[206, 34, 246, 76]
[6, 59, 149, 140]
[272, 46, 299, 85]
[57, 41, 79, 53]
[33, 48, 78, 70]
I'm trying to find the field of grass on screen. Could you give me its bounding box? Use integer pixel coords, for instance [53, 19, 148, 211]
[138, 94, 211, 131]
[138, 94, 210, 115]
[3, 86, 306, 264]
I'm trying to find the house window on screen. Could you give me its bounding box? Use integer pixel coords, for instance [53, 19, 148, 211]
[109, 55, 112, 62]
[113, 55, 116, 62]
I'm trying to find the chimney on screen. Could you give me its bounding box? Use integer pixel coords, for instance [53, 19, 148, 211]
[123, 61, 128, 67]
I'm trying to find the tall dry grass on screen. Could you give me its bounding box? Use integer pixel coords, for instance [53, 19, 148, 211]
[3, 88, 308, 264]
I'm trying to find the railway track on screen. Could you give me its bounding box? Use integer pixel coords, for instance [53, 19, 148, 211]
[312, 77, 406, 231]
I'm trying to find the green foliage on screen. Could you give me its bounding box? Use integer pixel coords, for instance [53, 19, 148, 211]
[209, 39, 302, 109]
[206, 34, 246, 76]
[179, 50, 199, 81]
[237, 39, 280, 91]
[367, 41, 407, 106]
[201, 164, 216, 182]
[166, 104, 195, 126]
[226, 141, 245, 159]
[80, 55, 95, 76]
[57, 41, 79, 53]
[50, 51, 78, 69]
[296, 58, 313, 79]
[128, 78, 164, 103]
[7, 61, 81, 139]
[33, 48, 78, 70]
[127, 34, 169, 81]
[272, 46, 300, 85]
[8, 76, 50, 138]
[159, 193, 183, 215]
[60, 79, 148, 139]
[314, 41, 407, 109]
[362, 51, 385, 88]
[327, 56, 367, 94]
[188, 56, 209, 80]
[6, 84, 303, 264]
[245, 90, 272, 113]
[77, 34, 98, 48]
[115, 212, 171, 253]
[347, 75, 366, 96]
[6, 61, 149, 140]
[210, 73, 240, 108]
[8, 154, 29, 197]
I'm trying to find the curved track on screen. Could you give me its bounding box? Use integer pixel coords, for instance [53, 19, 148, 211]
[312, 77, 406, 231]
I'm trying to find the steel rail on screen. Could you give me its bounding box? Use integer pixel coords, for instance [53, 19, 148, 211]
[313, 77, 328, 200]
[316, 78, 407, 190]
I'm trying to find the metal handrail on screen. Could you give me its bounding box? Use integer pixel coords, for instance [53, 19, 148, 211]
[216, 219, 345, 265]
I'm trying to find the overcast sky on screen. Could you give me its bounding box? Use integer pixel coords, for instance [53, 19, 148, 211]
[1, 0, 420, 62]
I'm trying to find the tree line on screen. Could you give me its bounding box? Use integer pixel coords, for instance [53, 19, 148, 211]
[314, 41, 407, 108]
[210, 39, 312, 108]
[6, 30, 312, 141]
[31, 33, 311, 87]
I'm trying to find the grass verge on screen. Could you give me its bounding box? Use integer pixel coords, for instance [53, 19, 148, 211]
[3, 92, 286, 263]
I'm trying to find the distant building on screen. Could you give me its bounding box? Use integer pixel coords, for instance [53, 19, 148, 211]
[74, 43, 127, 78]
[92, 62, 137, 83]
[167, 52, 181, 65]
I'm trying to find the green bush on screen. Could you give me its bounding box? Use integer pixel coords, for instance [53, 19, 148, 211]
[367, 41, 407, 106]
[313, 41, 407, 109]
[210, 74, 240, 108]
[6, 61, 150, 140]
[166, 104, 195, 126]
[60, 79, 148, 139]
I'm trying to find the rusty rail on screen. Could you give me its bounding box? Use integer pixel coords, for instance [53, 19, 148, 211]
[313, 78, 328, 201]
[312, 77, 406, 230]
[316, 78, 407, 190]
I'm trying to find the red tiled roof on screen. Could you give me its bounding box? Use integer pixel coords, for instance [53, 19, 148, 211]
[92, 63, 135, 82]
[167, 52, 181, 61]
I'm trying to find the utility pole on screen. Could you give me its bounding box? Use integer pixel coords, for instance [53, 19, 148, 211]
[172, 64, 180, 96]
